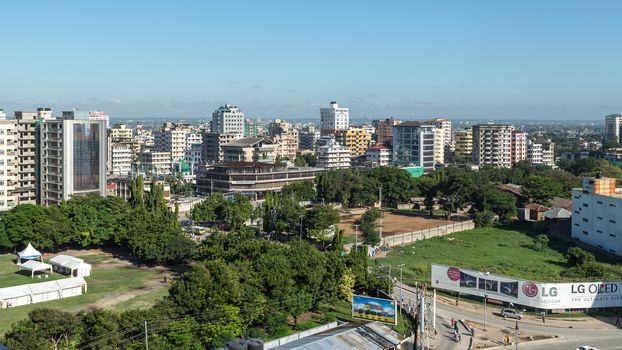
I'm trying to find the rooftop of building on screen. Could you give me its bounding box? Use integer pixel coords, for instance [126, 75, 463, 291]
[367, 145, 388, 150]
[223, 137, 273, 147]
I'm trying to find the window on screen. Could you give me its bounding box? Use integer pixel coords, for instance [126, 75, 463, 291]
[610, 220, 617, 223]
[583, 218, 589, 222]
[597, 230, 603, 233]
[574, 223, 579, 227]
[609, 249, 616, 254]
[574, 196, 580, 199]
[611, 204, 617, 207]
[582, 203, 589, 207]
[582, 231, 589, 235]
[597, 217, 603, 220]
[597, 201, 603, 204]
[574, 210, 579, 214]
[610, 234, 616, 238]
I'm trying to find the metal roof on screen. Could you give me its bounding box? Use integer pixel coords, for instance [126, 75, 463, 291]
[270, 322, 405, 350]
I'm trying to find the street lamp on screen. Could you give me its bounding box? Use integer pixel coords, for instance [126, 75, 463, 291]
[484, 294, 487, 331]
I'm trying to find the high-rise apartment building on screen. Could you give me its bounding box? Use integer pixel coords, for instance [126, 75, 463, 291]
[243, 119, 259, 137]
[375, 117, 401, 146]
[0, 111, 18, 211]
[433, 127, 445, 165]
[511, 130, 527, 166]
[267, 119, 299, 159]
[605, 114, 622, 144]
[14, 108, 53, 204]
[334, 128, 371, 157]
[138, 149, 172, 176]
[454, 128, 473, 161]
[109, 143, 132, 176]
[154, 123, 190, 162]
[472, 124, 513, 168]
[184, 143, 203, 174]
[299, 125, 320, 150]
[316, 138, 351, 169]
[527, 139, 555, 167]
[572, 177, 622, 256]
[40, 111, 107, 207]
[320, 101, 349, 136]
[392, 122, 436, 171]
[212, 104, 245, 136]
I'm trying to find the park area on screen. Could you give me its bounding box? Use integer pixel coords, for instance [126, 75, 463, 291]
[0, 249, 173, 334]
[375, 225, 622, 285]
[337, 208, 449, 242]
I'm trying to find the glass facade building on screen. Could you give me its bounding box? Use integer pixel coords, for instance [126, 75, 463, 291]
[73, 123, 101, 192]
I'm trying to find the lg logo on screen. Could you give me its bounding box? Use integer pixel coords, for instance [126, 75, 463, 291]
[522, 282, 538, 297]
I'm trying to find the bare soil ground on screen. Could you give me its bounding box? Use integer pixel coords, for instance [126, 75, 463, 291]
[337, 208, 449, 237]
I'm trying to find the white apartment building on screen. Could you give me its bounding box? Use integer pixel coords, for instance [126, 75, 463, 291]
[109, 143, 132, 176]
[14, 108, 53, 204]
[527, 139, 555, 167]
[154, 123, 190, 162]
[267, 119, 299, 159]
[426, 118, 451, 161]
[472, 124, 513, 168]
[511, 130, 527, 166]
[320, 101, 349, 136]
[40, 111, 108, 207]
[364, 145, 391, 166]
[0, 111, 18, 211]
[605, 114, 622, 144]
[316, 138, 351, 169]
[110, 124, 133, 143]
[138, 149, 172, 176]
[212, 104, 245, 136]
[186, 132, 202, 148]
[572, 177, 622, 256]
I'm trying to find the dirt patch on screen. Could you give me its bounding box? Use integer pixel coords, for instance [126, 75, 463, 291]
[337, 209, 450, 237]
[92, 277, 171, 309]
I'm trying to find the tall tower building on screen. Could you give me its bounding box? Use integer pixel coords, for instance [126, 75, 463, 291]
[454, 128, 473, 161]
[511, 129, 527, 166]
[212, 104, 245, 136]
[40, 111, 107, 206]
[320, 101, 349, 136]
[0, 110, 18, 211]
[154, 122, 191, 162]
[472, 124, 513, 168]
[392, 121, 436, 171]
[605, 114, 622, 144]
[375, 117, 401, 146]
[14, 108, 53, 204]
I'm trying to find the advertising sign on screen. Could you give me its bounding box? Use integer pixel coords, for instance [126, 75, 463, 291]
[351, 295, 397, 325]
[432, 264, 622, 310]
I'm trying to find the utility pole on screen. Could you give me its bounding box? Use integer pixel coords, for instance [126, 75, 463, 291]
[432, 289, 436, 330]
[397, 264, 405, 312]
[484, 294, 487, 331]
[378, 186, 383, 246]
[515, 320, 519, 350]
[299, 215, 304, 240]
[419, 293, 425, 349]
[353, 224, 360, 252]
[144, 320, 149, 350]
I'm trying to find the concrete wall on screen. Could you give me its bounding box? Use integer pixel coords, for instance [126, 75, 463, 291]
[264, 321, 340, 349]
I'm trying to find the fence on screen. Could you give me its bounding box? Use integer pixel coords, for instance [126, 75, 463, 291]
[345, 220, 474, 251]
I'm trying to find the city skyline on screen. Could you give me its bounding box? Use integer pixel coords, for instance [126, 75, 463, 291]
[2, 1, 622, 119]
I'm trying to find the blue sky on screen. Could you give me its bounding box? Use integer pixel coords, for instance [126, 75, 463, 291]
[1, 0, 621, 120]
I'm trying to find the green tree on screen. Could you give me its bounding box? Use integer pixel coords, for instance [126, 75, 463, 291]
[437, 168, 474, 218]
[303, 204, 340, 238]
[367, 167, 416, 207]
[473, 210, 495, 227]
[358, 208, 382, 246]
[566, 246, 595, 267]
[4, 309, 79, 350]
[533, 234, 550, 251]
[415, 174, 440, 216]
[281, 181, 316, 202]
[522, 175, 564, 204]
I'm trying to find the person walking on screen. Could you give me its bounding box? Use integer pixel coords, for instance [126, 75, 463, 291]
[471, 327, 475, 337]
[541, 312, 546, 323]
[616, 317, 621, 328]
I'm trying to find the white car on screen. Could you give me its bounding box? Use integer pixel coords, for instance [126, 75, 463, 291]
[576, 346, 599, 350]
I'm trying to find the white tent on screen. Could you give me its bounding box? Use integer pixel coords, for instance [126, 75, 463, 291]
[0, 277, 87, 309]
[16, 243, 42, 265]
[49, 255, 92, 277]
[19, 260, 53, 278]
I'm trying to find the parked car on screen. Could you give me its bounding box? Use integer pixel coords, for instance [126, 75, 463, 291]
[576, 346, 599, 350]
[501, 308, 523, 320]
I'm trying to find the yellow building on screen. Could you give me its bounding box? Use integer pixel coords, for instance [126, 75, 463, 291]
[454, 127, 473, 160]
[335, 128, 371, 156]
[434, 127, 445, 164]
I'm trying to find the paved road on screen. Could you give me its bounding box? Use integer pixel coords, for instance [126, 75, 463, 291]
[393, 284, 621, 350]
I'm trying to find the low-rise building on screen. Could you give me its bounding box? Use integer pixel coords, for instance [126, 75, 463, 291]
[316, 138, 350, 168]
[109, 143, 133, 176]
[202, 132, 240, 164]
[196, 162, 325, 199]
[364, 145, 391, 166]
[527, 139, 555, 166]
[571, 177, 622, 256]
[222, 137, 277, 163]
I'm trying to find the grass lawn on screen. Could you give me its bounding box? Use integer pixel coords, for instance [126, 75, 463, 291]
[0, 253, 170, 335]
[0, 255, 67, 288]
[375, 225, 622, 286]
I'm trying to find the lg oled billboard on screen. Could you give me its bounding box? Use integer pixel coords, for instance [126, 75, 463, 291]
[432, 264, 622, 310]
[351, 295, 397, 325]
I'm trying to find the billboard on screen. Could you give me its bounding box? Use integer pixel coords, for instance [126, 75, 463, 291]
[351, 295, 397, 325]
[432, 264, 622, 310]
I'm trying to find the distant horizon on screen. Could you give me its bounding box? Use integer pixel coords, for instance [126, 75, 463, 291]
[2, 1, 621, 120]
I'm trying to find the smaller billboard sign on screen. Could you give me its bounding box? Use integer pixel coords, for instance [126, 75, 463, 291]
[351, 295, 397, 325]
